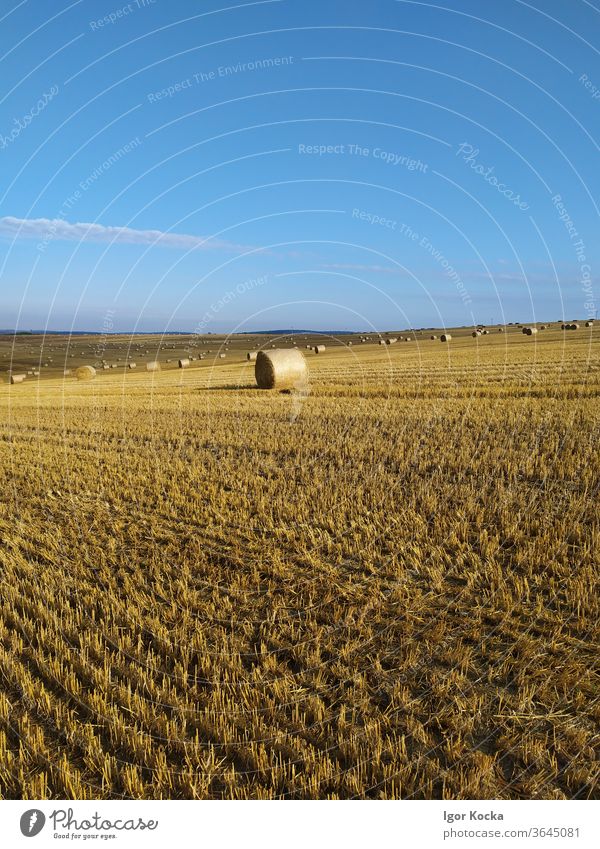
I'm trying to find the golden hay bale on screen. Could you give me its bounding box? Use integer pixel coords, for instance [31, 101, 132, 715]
[472, 331, 480, 337]
[585, 321, 593, 327]
[570, 323, 579, 329]
[379, 339, 385, 346]
[385, 337, 398, 345]
[482, 330, 489, 334]
[146, 361, 161, 372]
[314, 344, 326, 353]
[9, 374, 26, 384]
[219, 353, 226, 358]
[247, 351, 258, 361]
[440, 334, 451, 342]
[525, 327, 538, 335]
[128, 363, 137, 369]
[255, 348, 308, 390]
[540, 325, 546, 330]
[430, 335, 437, 340]
[75, 365, 96, 381]
[178, 358, 190, 368]
[561, 323, 566, 330]
[498, 327, 504, 332]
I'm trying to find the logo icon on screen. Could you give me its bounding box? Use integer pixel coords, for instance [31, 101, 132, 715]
[20, 810, 46, 837]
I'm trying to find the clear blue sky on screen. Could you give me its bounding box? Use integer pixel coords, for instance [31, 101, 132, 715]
[0, 0, 598, 332]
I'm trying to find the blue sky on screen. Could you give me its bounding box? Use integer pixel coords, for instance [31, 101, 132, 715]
[0, 0, 598, 332]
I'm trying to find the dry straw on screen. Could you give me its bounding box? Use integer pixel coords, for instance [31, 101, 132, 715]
[440, 334, 451, 342]
[146, 361, 161, 372]
[75, 366, 96, 381]
[178, 358, 190, 368]
[525, 327, 538, 335]
[430, 335, 437, 340]
[314, 344, 325, 353]
[385, 337, 398, 345]
[9, 374, 26, 384]
[255, 348, 308, 390]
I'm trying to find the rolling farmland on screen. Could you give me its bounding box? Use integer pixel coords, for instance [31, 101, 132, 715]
[0, 326, 598, 799]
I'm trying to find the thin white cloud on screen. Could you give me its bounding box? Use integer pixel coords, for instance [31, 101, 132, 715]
[0, 216, 259, 253]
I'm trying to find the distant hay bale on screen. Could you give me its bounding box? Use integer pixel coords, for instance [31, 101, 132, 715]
[585, 321, 593, 327]
[498, 327, 504, 332]
[561, 324, 566, 330]
[146, 361, 161, 372]
[540, 325, 546, 330]
[440, 334, 451, 342]
[306, 344, 312, 349]
[255, 348, 308, 390]
[570, 323, 579, 329]
[178, 358, 190, 368]
[379, 339, 385, 346]
[430, 335, 437, 340]
[522, 327, 529, 334]
[472, 331, 480, 337]
[247, 351, 258, 361]
[128, 363, 137, 369]
[385, 337, 397, 345]
[525, 327, 538, 335]
[482, 330, 489, 335]
[314, 344, 325, 353]
[9, 374, 26, 384]
[219, 353, 226, 358]
[75, 365, 96, 381]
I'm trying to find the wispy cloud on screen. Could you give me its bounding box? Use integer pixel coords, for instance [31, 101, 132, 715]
[0, 216, 259, 253]
[321, 262, 410, 275]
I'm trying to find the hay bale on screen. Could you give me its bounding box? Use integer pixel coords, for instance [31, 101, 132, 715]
[430, 335, 437, 340]
[146, 361, 161, 372]
[498, 327, 504, 332]
[570, 323, 579, 329]
[525, 327, 538, 335]
[585, 321, 593, 327]
[440, 334, 451, 342]
[247, 351, 258, 361]
[9, 374, 26, 384]
[379, 339, 385, 346]
[314, 344, 326, 353]
[75, 366, 96, 381]
[255, 348, 308, 390]
[482, 330, 489, 335]
[385, 337, 398, 345]
[561, 324, 566, 330]
[128, 363, 137, 369]
[178, 358, 190, 368]
[219, 353, 226, 359]
[472, 331, 480, 338]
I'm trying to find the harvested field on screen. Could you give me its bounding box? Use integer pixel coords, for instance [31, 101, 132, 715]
[0, 327, 598, 800]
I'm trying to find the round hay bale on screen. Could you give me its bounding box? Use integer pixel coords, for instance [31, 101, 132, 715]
[440, 334, 451, 342]
[219, 353, 226, 359]
[430, 335, 437, 340]
[379, 339, 385, 346]
[146, 361, 161, 372]
[128, 363, 137, 369]
[482, 330, 489, 335]
[522, 327, 529, 334]
[525, 327, 538, 335]
[9, 374, 26, 384]
[247, 351, 258, 361]
[585, 321, 593, 327]
[472, 331, 480, 338]
[75, 366, 96, 381]
[498, 327, 504, 332]
[255, 348, 308, 390]
[178, 358, 190, 368]
[385, 337, 397, 345]
[561, 324, 566, 330]
[570, 323, 579, 329]
[314, 344, 325, 354]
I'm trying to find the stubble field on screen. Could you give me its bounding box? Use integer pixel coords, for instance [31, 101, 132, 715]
[0, 327, 598, 799]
